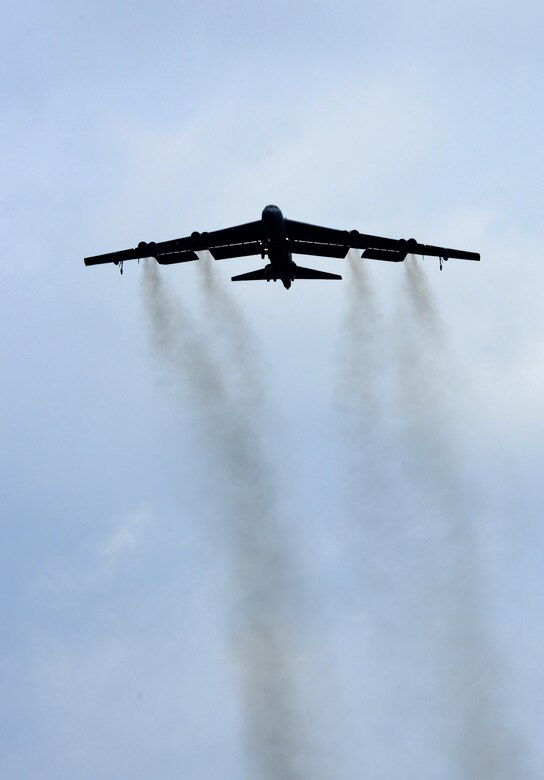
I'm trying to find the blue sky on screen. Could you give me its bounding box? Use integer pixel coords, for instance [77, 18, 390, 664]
[2, 2, 543, 778]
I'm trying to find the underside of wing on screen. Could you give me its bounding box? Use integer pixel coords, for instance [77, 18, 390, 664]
[285, 219, 400, 253]
[147, 219, 263, 255]
[406, 242, 480, 261]
[290, 239, 349, 259]
[285, 218, 479, 262]
[84, 219, 263, 269]
[194, 220, 264, 260]
[286, 219, 353, 246]
[201, 220, 262, 248]
[208, 241, 263, 260]
[361, 241, 480, 262]
[84, 246, 198, 267]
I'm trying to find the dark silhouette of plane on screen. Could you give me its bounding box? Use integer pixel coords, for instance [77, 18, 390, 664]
[84, 204, 480, 289]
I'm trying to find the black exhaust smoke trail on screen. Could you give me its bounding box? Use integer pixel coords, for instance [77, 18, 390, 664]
[338, 253, 402, 560]
[196, 255, 325, 780]
[338, 252, 382, 419]
[197, 253, 262, 407]
[335, 255, 421, 777]
[338, 254, 423, 775]
[338, 254, 524, 777]
[141, 258, 227, 422]
[401, 256, 525, 780]
[141, 260, 313, 780]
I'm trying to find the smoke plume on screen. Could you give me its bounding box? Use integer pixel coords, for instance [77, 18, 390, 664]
[337, 251, 382, 418]
[197, 252, 262, 407]
[400, 255, 525, 780]
[141, 260, 312, 780]
[338, 253, 524, 778]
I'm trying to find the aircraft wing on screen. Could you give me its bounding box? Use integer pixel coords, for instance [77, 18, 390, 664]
[284, 219, 480, 263]
[84, 220, 263, 268]
[85, 214, 479, 269]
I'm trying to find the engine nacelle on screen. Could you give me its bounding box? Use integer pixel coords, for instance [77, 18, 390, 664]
[138, 240, 158, 257]
[399, 238, 418, 254]
[191, 231, 210, 250]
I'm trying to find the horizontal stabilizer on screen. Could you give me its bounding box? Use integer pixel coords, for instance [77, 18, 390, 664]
[231, 264, 342, 282]
[231, 267, 268, 282]
[294, 265, 342, 280]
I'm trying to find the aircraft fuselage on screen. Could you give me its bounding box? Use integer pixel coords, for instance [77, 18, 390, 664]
[261, 204, 295, 288]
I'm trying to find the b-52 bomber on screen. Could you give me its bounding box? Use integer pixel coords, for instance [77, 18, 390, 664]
[84, 204, 480, 289]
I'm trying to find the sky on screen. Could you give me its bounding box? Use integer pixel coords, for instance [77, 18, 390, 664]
[1, 1, 544, 778]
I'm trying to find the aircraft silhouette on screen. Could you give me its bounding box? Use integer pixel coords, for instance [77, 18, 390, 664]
[84, 204, 480, 289]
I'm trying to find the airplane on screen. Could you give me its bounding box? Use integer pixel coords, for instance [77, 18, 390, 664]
[84, 204, 480, 289]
